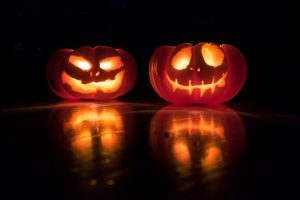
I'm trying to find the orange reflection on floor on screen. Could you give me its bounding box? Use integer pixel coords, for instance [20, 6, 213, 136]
[63, 107, 124, 158]
[172, 139, 192, 168]
[49, 101, 136, 187]
[150, 104, 245, 175]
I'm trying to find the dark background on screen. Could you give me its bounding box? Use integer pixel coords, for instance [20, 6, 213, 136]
[1, 1, 299, 200]
[0, 0, 295, 112]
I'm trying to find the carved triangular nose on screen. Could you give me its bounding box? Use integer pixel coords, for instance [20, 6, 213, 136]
[89, 69, 101, 78]
[189, 66, 201, 72]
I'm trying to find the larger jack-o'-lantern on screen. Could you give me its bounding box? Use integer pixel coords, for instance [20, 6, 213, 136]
[150, 105, 245, 175]
[47, 46, 137, 100]
[149, 42, 247, 104]
[48, 101, 136, 188]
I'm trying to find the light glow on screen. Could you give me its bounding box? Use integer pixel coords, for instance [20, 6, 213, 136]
[172, 140, 191, 167]
[169, 115, 225, 139]
[201, 43, 224, 67]
[168, 112, 225, 170]
[166, 72, 227, 96]
[69, 55, 92, 71]
[171, 47, 192, 70]
[99, 56, 124, 72]
[61, 70, 125, 94]
[64, 108, 125, 156]
[201, 146, 223, 170]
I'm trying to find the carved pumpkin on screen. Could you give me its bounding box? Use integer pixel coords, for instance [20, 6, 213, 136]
[150, 105, 245, 174]
[47, 46, 137, 100]
[149, 42, 247, 103]
[49, 101, 136, 186]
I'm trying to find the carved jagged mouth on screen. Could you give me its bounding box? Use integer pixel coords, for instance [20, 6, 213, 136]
[166, 73, 228, 96]
[62, 70, 125, 94]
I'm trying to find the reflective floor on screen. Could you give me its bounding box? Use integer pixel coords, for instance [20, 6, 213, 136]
[1, 101, 300, 200]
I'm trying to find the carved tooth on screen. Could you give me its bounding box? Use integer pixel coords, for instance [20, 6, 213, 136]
[188, 80, 192, 95]
[172, 79, 177, 92]
[218, 75, 225, 87]
[211, 83, 216, 94]
[200, 81, 205, 97]
[211, 77, 216, 93]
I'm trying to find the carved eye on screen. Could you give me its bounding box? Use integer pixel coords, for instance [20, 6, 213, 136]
[171, 46, 192, 70]
[99, 56, 124, 72]
[201, 43, 224, 67]
[69, 55, 92, 71]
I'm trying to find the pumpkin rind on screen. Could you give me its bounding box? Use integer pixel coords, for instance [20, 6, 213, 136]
[149, 42, 247, 104]
[47, 46, 137, 100]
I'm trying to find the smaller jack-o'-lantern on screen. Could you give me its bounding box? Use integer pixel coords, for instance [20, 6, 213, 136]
[149, 42, 247, 104]
[47, 46, 137, 100]
[150, 105, 246, 175]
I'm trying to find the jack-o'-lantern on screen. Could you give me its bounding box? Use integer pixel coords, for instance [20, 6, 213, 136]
[150, 105, 245, 176]
[149, 42, 247, 103]
[49, 101, 136, 187]
[47, 46, 137, 100]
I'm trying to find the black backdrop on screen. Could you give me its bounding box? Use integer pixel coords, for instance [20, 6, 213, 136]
[0, 0, 294, 112]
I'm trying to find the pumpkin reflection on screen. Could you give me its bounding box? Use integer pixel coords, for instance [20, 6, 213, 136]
[150, 105, 245, 176]
[64, 107, 124, 161]
[49, 101, 135, 187]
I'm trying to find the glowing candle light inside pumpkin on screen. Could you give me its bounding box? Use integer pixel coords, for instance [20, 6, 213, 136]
[47, 46, 137, 100]
[201, 43, 224, 67]
[99, 56, 124, 71]
[171, 46, 192, 70]
[149, 42, 247, 103]
[69, 55, 92, 71]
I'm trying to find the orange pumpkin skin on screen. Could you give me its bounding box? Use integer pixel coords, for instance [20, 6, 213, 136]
[47, 46, 137, 100]
[149, 42, 247, 104]
[150, 104, 246, 170]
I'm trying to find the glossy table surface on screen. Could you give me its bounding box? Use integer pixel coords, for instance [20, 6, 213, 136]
[1, 101, 300, 200]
